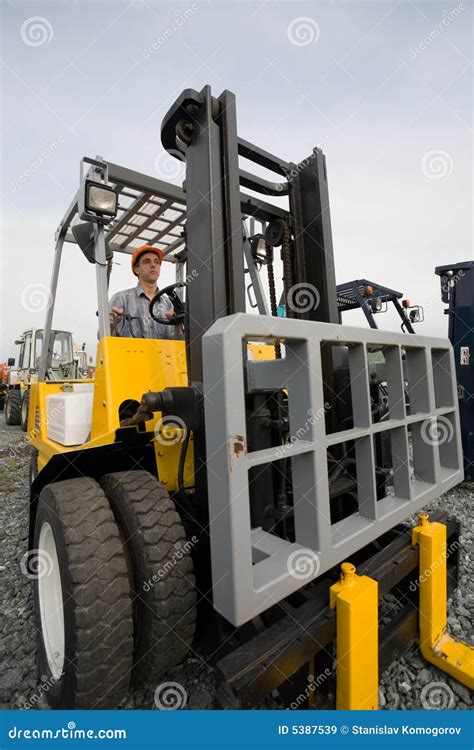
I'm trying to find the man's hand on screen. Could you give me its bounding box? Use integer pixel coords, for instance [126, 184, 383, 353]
[164, 308, 176, 320]
[110, 307, 124, 328]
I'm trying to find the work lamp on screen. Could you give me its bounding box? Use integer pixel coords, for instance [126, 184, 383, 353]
[250, 234, 269, 264]
[78, 180, 118, 223]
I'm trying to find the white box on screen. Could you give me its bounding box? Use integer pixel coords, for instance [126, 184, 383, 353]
[46, 391, 94, 446]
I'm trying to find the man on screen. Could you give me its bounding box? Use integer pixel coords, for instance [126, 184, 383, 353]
[109, 245, 182, 339]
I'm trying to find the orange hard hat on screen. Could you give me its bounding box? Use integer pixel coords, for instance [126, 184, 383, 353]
[131, 245, 164, 275]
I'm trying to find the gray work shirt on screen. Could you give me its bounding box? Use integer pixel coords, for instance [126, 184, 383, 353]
[109, 284, 183, 340]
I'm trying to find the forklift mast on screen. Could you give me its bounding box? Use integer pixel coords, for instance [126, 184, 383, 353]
[435, 261, 474, 480]
[160, 85, 340, 382]
[160, 86, 463, 628]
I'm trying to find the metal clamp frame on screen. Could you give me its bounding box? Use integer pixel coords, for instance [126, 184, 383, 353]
[203, 313, 464, 626]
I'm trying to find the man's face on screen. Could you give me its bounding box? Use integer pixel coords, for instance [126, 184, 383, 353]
[135, 252, 161, 284]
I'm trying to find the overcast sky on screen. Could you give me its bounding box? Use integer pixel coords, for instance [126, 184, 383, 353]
[1, 0, 472, 361]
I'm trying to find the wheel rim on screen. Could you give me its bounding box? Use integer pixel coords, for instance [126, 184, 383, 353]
[38, 521, 65, 679]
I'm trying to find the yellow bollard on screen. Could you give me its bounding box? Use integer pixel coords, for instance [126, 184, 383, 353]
[412, 513, 474, 690]
[330, 562, 378, 709]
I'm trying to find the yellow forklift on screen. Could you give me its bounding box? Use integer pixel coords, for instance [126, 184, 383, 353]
[28, 86, 473, 709]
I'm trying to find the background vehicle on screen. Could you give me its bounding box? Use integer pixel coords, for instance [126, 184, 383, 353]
[28, 87, 469, 710]
[5, 328, 88, 430]
[0, 362, 10, 411]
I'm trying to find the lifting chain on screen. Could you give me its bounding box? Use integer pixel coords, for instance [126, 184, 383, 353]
[281, 222, 294, 319]
[265, 242, 281, 359]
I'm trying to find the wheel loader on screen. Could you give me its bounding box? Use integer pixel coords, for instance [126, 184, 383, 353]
[28, 86, 472, 710]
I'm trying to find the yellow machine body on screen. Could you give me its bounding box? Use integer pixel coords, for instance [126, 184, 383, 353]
[330, 563, 379, 710]
[28, 336, 193, 491]
[412, 513, 474, 690]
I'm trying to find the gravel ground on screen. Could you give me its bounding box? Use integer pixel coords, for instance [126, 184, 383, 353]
[0, 414, 471, 711]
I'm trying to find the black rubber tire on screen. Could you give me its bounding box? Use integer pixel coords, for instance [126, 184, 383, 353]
[100, 471, 196, 685]
[33, 478, 133, 708]
[5, 389, 21, 425]
[21, 390, 29, 432]
[29, 448, 39, 488]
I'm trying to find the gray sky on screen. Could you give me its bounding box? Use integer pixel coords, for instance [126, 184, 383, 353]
[1, 0, 472, 360]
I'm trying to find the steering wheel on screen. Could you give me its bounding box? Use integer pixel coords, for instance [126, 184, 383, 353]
[149, 283, 186, 325]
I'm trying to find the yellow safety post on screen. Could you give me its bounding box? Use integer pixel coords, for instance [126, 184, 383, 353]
[330, 562, 378, 709]
[412, 513, 474, 690]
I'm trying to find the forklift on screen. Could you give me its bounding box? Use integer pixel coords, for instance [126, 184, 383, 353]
[335, 279, 424, 332]
[28, 86, 471, 710]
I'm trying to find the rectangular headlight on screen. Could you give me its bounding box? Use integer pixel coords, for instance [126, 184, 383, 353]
[85, 182, 118, 216]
